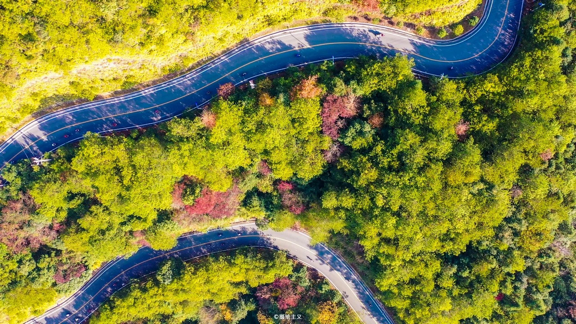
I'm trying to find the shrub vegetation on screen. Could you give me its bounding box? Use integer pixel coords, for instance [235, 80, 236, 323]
[453, 24, 465, 36]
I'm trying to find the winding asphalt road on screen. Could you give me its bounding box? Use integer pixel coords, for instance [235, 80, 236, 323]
[0, 0, 524, 169]
[27, 223, 393, 324]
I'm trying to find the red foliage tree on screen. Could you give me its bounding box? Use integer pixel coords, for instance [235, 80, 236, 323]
[510, 185, 523, 199]
[182, 186, 241, 219]
[567, 301, 576, 319]
[321, 94, 359, 139]
[282, 192, 306, 215]
[255, 285, 274, 309]
[259, 93, 275, 107]
[258, 160, 272, 176]
[540, 148, 554, 162]
[172, 181, 187, 209]
[172, 176, 200, 209]
[277, 181, 306, 215]
[272, 277, 305, 310]
[0, 193, 64, 253]
[353, 0, 380, 12]
[455, 119, 470, 141]
[133, 230, 151, 247]
[277, 181, 295, 192]
[368, 112, 384, 129]
[54, 262, 86, 284]
[201, 109, 217, 129]
[217, 82, 235, 99]
[323, 142, 345, 163]
[495, 293, 505, 301]
[291, 76, 323, 100]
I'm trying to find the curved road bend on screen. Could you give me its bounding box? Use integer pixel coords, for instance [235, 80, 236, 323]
[28, 223, 393, 324]
[0, 0, 525, 168]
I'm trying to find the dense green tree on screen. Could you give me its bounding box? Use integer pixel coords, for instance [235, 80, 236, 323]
[156, 257, 185, 285]
[72, 133, 177, 226]
[146, 220, 180, 251]
[61, 205, 139, 268]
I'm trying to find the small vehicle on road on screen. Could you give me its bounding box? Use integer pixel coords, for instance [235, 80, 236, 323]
[295, 53, 301, 57]
[64, 134, 69, 138]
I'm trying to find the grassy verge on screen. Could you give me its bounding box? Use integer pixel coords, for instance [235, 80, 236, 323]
[347, 0, 485, 39]
[398, 0, 483, 27]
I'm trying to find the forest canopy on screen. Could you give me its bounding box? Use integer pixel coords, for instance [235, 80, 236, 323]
[91, 250, 358, 324]
[1, 0, 576, 323]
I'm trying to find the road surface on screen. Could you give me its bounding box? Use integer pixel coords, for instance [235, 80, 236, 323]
[0, 0, 524, 168]
[27, 223, 393, 324]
